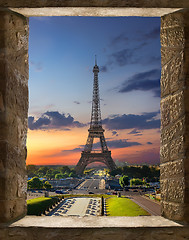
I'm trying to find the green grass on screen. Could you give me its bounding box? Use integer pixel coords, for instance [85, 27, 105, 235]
[27, 197, 59, 215]
[106, 197, 150, 216]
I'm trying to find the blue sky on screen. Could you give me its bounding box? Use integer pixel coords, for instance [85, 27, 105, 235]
[27, 16, 161, 166]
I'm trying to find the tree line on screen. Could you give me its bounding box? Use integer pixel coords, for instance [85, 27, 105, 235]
[110, 165, 160, 182]
[27, 165, 78, 180]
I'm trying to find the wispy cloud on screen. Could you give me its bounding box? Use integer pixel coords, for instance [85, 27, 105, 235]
[110, 33, 129, 46]
[73, 101, 80, 105]
[142, 27, 160, 40]
[118, 69, 160, 98]
[30, 61, 43, 72]
[106, 139, 141, 149]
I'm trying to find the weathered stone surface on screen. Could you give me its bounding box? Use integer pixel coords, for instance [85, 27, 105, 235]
[161, 52, 184, 97]
[0, 198, 26, 223]
[0, 224, 188, 240]
[160, 97, 170, 127]
[151, 229, 176, 240]
[170, 136, 184, 161]
[161, 201, 185, 221]
[160, 143, 169, 163]
[161, 11, 184, 29]
[0, 10, 28, 223]
[170, 91, 184, 122]
[161, 160, 184, 179]
[161, 177, 185, 203]
[0, 0, 188, 8]
[160, 27, 184, 48]
[161, 47, 182, 66]
[161, 117, 184, 145]
[0, 228, 7, 240]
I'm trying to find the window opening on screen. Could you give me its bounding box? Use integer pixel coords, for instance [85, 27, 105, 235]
[27, 16, 161, 217]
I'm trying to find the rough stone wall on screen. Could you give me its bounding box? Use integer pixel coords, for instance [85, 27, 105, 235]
[160, 9, 189, 223]
[0, 10, 28, 223]
[0, 225, 189, 240]
[0, 0, 189, 8]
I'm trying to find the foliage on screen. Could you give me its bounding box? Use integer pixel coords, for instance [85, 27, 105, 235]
[27, 197, 59, 215]
[130, 178, 145, 186]
[43, 181, 52, 189]
[55, 173, 64, 179]
[109, 165, 160, 182]
[119, 175, 129, 188]
[84, 169, 94, 175]
[26, 165, 78, 180]
[106, 197, 150, 216]
[27, 177, 44, 189]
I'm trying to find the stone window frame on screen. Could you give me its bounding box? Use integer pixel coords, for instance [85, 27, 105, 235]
[0, 3, 189, 239]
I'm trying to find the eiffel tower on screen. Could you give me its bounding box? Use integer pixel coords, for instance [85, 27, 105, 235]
[75, 57, 117, 175]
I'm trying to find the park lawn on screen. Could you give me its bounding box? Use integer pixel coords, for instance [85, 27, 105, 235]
[106, 197, 150, 216]
[27, 197, 58, 215]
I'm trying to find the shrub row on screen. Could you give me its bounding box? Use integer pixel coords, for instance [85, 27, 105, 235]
[27, 196, 61, 215]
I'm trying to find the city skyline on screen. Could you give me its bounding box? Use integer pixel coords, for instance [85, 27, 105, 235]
[27, 16, 161, 166]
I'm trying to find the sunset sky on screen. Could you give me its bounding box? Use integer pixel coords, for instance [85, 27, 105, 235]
[27, 16, 161, 166]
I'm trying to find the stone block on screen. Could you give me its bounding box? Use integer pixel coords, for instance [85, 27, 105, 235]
[0, 11, 28, 32]
[161, 47, 182, 66]
[160, 64, 170, 97]
[170, 136, 184, 161]
[161, 177, 185, 203]
[161, 117, 184, 145]
[160, 97, 170, 127]
[5, 66, 29, 114]
[160, 143, 169, 163]
[8, 228, 32, 240]
[0, 141, 26, 172]
[151, 229, 176, 240]
[0, 112, 28, 149]
[160, 160, 184, 180]
[161, 201, 185, 221]
[170, 91, 184, 123]
[0, 198, 26, 223]
[168, 27, 185, 47]
[161, 12, 184, 29]
[0, 228, 7, 240]
[160, 27, 184, 48]
[0, 170, 26, 200]
[176, 227, 189, 240]
[160, 52, 184, 97]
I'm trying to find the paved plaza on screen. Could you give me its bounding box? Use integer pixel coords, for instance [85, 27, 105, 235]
[48, 198, 101, 217]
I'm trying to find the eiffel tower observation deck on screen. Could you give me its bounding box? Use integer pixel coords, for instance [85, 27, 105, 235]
[75, 57, 117, 175]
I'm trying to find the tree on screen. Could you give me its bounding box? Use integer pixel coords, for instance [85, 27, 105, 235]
[45, 169, 54, 179]
[43, 181, 52, 189]
[37, 167, 49, 178]
[27, 165, 38, 178]
[27, 177, 43, 189]
[69, 171, 77, 178]
[119, 175, 129, 188]
[130, 178, 143, 186]
[55, 173, 64, 179]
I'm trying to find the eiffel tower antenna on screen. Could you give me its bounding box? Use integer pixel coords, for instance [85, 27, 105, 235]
[75, 57, 117, 175]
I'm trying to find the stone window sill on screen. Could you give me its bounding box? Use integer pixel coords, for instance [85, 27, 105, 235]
[8, 216, 183, 228]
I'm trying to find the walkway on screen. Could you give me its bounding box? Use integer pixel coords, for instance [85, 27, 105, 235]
[131, 195, 161, 216]
[48, 197, 101, 217]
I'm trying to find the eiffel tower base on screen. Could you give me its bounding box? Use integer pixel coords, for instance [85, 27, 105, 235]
[75, 151, 117, 175]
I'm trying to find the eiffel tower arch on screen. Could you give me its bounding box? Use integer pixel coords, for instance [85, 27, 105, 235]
[75, 57, 117, 175]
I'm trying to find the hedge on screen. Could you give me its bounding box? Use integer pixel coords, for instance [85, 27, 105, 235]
[27, 197, 59, 215]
